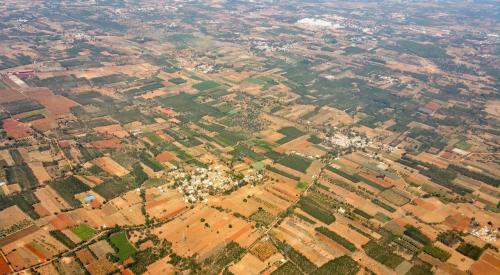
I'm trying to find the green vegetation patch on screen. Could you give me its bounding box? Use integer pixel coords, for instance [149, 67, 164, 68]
[312, 255, 359, 275]
[353, 208, 373, 219]
[244, 76, 278, 90]
[32, 74, 90, 89]
[71, 224, 96, 241]
[267, 166, 301, 181]
[50, 176, 90, 208]
[315, 227, 356, 252]
[195, 122, 226, 132]
[124, 81, 164, 97]
[277, 154, 312, 173]
[161, 93, 221, 120]
[109, 231, 137, 262]
[395, 40, 448, 58]
[423, 245, 451, 262]
[250, 208, 275, 226]
[90, 73, 135, 86]
[437, 230, 462, 247]
[265, 150, 283, 161]
[139, 153, 163, 172]
[214, 130, 247, 147]
[372, 199, 396, 213]
[49, 230, 76, 248]
[295, 213, 316, 224]
[1, 99, 44, 116]
[362, 240, 404, 269]
[276, 127, 305, 144]
[132, 163, 148, 186]
[308, 135, 322, 144]
[168, 77, 187, 85]
[357, 174, 386, 191]
[326, 166, 360, 183]
[275, 240, 317, 273]
[199, 241, 245, 274]
[374, 212, 392, 223]
[343, 46, 366, 55]
[230, 144, 265, 161]
[406, 262, 433, 275]
[93, 175, 139, 200]
[296, 182, 307, 189]
[453, 139, 471, 150]
[112, 109, 143, 124]
[456, 242, 484, 260]
[404, 225, 431, 245]
[297, 197, 335, 225]
[143, 132, 163, 144]
[251, 162, 265, 171]
[0, 191, 40, 219]
[448, 164, 499, 188]
[0, 79, 7, 89]
[271, 261, 302, 275]
[397, 156, 472, 195]
[5, 164, 39, 190]
[65, 91, 101, 105]
[192, 80, 221, 91]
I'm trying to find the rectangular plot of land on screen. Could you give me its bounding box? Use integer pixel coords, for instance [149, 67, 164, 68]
[91, 156, 129, 177]
[379, 188, 410, 206]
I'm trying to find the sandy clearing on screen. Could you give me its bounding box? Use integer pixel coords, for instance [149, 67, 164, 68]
[154, 205, 260, 259]
[91, 156, 129, 177]
[35, 186, 71, 214]
[28, 161, 52, 184]
[0, 205, 31, 229]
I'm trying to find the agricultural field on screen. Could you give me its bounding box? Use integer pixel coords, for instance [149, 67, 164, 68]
[109, 231, 137, 262]
[192, 80, 220, 91]
[71, 224, 96, 241]
[0, 0, 498, 274]
[277, 154, 313, 173]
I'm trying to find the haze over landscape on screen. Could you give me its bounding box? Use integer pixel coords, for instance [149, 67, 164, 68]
[0, 0, 499, 274]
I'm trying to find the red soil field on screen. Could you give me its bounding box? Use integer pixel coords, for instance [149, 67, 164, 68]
[25, 243, 46, 261]
[155, 151, 176, 163]
[24, 88, 78, 116]
[2, 118, 32, 139]
[0, 255, 12, 275]
[91, 138, 123, 149]
[0, 88, 26, 103]
[50, 213, 77, 230]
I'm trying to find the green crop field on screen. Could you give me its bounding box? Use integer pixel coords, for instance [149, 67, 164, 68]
[109, 231, 137, 261]
[315, 226, 356, 252]
[312, 255, 359, 275]
[214, 130, 246, 147]
[266, 166, 300, 181]
[454, 139, 471, 150]
[230, 144, 265, 161]
[298, 197, 336, 225]
[71, 224, 96, 241]
[276, 126, 305, 144]
[50, 176, 90, 208]
[296, 182, 307, 189]
[93, 175, 139, 200]
[139, 153, 164, 172]
[277, 154, 312, 173]
[90, 73, 135, 86]
[192, 80, 220, 91]
[143, 132, 163, 144]
[168, 77, 187, 85]
[271, 261, 302, 275]
[362, 240, 404, 269]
